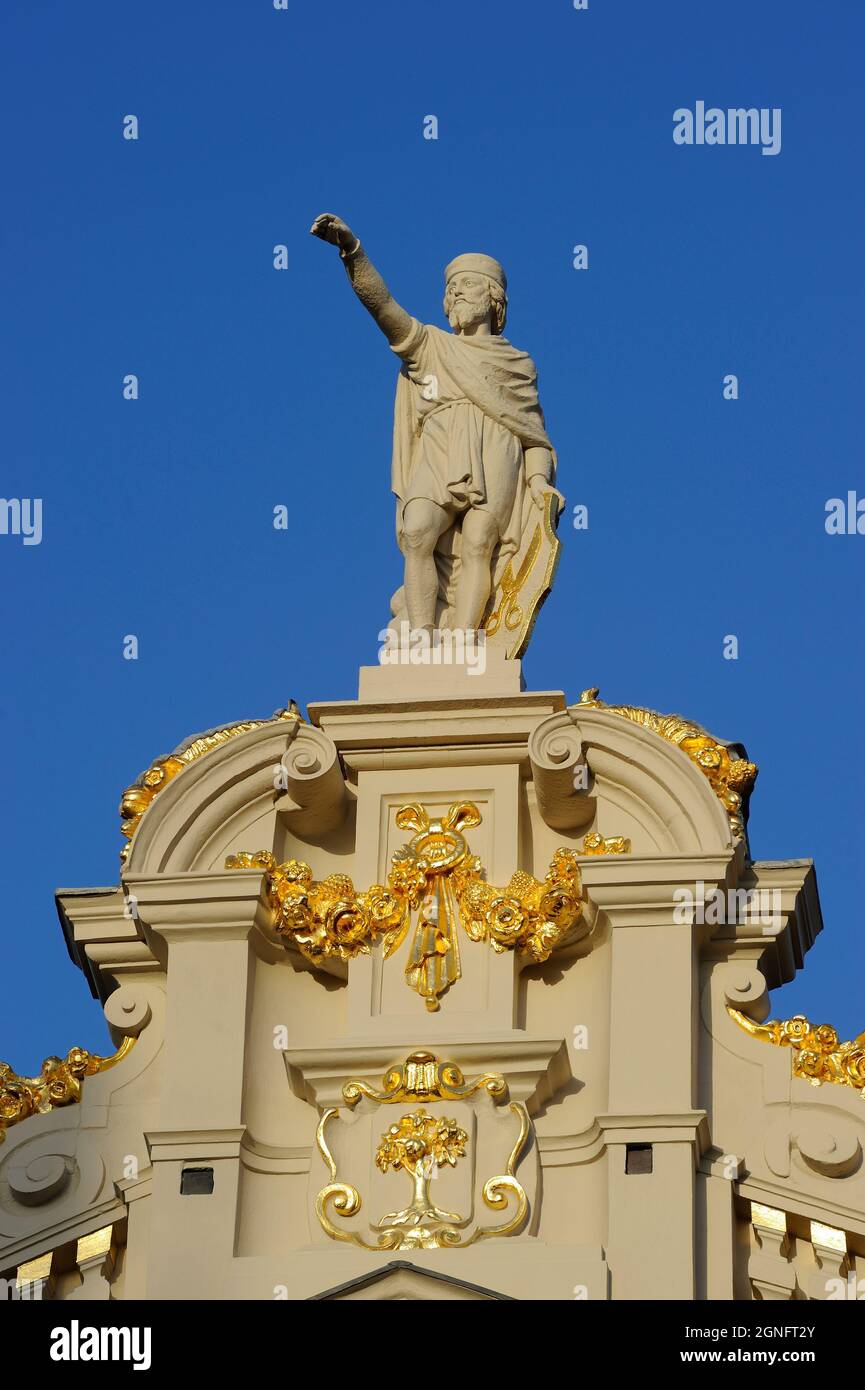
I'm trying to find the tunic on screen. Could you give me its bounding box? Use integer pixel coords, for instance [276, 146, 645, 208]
[390, 317, 554, 564]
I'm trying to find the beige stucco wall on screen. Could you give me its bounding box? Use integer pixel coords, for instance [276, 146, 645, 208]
[1, 667, 862, 1301]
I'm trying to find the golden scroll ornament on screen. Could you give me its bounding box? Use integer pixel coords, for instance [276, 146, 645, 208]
[342, 1050, 507, 1108]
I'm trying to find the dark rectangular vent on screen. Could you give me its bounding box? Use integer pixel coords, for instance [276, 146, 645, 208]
[180, 1167, 214, 1195]
[625, 1144, 653, 1175]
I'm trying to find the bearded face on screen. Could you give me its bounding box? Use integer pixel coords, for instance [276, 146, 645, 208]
[445, 272, 493, 332]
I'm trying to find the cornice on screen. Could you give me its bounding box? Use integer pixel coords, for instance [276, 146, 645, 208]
[283, 1035, 570, 1113]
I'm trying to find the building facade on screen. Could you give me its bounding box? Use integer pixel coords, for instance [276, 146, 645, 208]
[2, 662, 863, 1301]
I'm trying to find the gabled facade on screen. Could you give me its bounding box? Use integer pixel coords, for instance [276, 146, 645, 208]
[2, 665, 862, 1301]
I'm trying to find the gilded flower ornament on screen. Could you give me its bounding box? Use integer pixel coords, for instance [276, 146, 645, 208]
[728, 1008, 865, 1097]
[228, 801, 604, 1008]
[1, 1039, 136, 1144]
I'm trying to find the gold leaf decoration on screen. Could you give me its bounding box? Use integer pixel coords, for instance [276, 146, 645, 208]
[374, 1112, 469, 1235]
[225, 851, 403, 966]
[343, 1050, 506, 1108]
[578, 688, 757, 842]
[727, 1008, 865, 1097]
[454, 846, 584, 963]
[579, 832, 631, 855]
[314, 1052, 531, 1252]
[0, 1038, 136, 1144]
[119, 705, 303, 863]
[228, 803, 589, 1010]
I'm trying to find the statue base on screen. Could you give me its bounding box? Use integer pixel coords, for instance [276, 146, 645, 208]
[359, 649, 523, 700]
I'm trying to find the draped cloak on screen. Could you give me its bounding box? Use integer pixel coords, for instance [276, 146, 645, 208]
[389, 317, 555, 627]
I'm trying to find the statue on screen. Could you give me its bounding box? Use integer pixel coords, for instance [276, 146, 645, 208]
[310, 214, 564, 656]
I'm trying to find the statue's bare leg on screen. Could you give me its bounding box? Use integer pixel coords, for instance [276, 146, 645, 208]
[401, 498, 451, 631]
[454, 509, 500, 630]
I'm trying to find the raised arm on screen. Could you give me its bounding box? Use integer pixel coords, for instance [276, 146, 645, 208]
[310, 213, 413, 348]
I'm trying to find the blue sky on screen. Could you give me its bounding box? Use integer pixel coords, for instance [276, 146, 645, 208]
[2, 0, 863, 1071]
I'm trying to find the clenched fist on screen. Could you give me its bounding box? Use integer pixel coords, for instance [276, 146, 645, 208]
[309, 213, 357, 250]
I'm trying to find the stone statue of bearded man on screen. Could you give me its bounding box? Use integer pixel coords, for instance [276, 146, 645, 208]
[311, 213, 564, 640]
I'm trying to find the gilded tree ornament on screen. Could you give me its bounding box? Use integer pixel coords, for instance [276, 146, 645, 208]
[0, 1038, 136, 1144]
[227, 802, 588, 1009]
[375, 1112, 468, 1231]
[578, 687, 757, 842]
[314, 1052, 530, 1251]
[727, 1008, 865, 1098]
